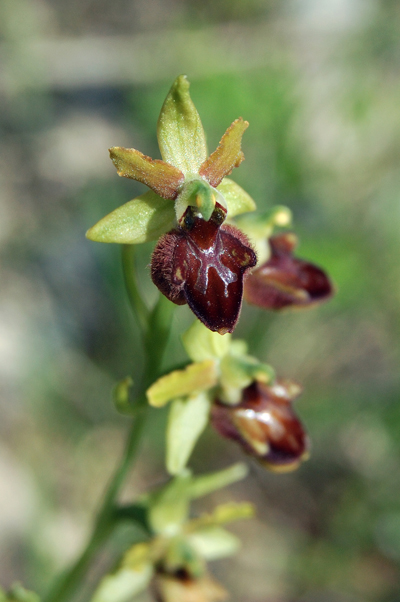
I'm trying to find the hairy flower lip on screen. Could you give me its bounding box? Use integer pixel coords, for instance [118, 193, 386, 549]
[151, 206, 257, 334]
[211, 380, 310, 472]
[244, 232, 333, 310]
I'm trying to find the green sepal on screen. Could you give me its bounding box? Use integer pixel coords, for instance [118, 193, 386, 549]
[166, 392, 211, 475]
[236, 205, 292, 234]
[182, 320, 231, 363]
[147, 360, 217, 408]
[235, 205, 292, 264]
[220, 354, 275, 404]
[148, 471, 192, 535]
[91, 562, 153, 602]
[217, 177, 256, 218]
[86, 190, 176, 244]
[188, 463, 248, 500]
[112, 377, 135, 416]
[157, 75, 207, 177]
[189, 527, 241, 561]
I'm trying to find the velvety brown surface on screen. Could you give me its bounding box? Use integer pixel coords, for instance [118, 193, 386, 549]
[151, 206, 256, 333]
[244, 233, 333, 310]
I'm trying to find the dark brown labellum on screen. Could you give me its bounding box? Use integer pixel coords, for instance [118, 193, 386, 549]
[211, 380, 310, 472]
[244, 232, 333, 310]
[151, 206, 257, 334]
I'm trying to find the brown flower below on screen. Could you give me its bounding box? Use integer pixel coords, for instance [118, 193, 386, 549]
[151, 204, 257, 335]
[244, 232, 333, 310]
[211, 380, 310, 472]
[154, 573, 228, 602]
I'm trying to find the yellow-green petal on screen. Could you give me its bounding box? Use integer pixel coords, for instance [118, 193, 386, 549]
[157, 75, 207, 176]
[209, 502, 255, 525]
[186, 502, 255, 532]
[109, 146, 184, 200]
[199, 118, 248, 188]
[86, 190, 176, 244]
[217, 177, 256, 218]
[147, 360, 217, 408]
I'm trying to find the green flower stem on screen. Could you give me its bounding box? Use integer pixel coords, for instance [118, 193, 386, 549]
[121, 244, 150, 338]
[145, 294, 175, 384]
[44, 247, 175, 602]
[44, 407, 147, 602]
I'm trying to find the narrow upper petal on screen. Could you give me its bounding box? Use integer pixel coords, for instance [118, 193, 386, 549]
[199, 118, 249, 188]
[147, 360, 218, 407]
[109, 146, 184, 200]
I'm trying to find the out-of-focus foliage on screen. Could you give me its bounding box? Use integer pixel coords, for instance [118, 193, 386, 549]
[1, 1, 400, 601]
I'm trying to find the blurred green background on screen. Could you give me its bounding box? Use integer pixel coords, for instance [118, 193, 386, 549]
[1, 0, 400, 600]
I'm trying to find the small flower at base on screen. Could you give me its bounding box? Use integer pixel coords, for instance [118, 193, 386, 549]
[151, 204, 257, 334]
[211, 380, 310, 473]
[153, 573, 228, 602]
[244, 232, 333, 310]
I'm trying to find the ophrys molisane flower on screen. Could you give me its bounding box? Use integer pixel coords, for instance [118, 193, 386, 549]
[87, 75, 257, 334]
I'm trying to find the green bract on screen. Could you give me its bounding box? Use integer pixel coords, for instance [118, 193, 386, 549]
[146, 320, 275, 475]
[86, 75, 256, 245]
